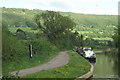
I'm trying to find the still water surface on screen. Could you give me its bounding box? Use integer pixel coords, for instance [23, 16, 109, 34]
[93, 53, 119, 78]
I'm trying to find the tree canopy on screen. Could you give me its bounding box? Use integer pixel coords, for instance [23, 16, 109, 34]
[35, 11, 76, 47]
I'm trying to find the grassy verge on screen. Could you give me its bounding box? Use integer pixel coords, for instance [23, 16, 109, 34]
[3, 51, 59, 76]
[23, 51, 91, 78]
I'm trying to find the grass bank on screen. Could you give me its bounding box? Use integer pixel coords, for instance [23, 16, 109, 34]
[3, 51, 59, 76]
[23, 51, 91, 78]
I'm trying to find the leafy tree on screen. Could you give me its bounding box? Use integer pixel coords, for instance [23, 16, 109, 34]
[112, 27, 118, 47]
[35, 11, 76, 47]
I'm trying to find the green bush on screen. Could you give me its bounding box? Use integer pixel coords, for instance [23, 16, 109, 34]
[2, 25, 28, 61]
[23, 37, 58, 54]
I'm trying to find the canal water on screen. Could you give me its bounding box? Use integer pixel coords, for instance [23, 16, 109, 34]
[93, 53, 120, 78]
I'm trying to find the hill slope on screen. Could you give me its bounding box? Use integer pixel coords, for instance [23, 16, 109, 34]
[2, 8, 118, 39]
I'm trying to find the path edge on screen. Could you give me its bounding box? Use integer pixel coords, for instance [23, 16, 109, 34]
[75, 60, 94, 80]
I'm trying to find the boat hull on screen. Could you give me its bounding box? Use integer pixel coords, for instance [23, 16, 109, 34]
[85, 57, 96, 63]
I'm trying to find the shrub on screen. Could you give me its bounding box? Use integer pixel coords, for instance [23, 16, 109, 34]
[24, 37, 58, 54]
[2, 26, 28, 61]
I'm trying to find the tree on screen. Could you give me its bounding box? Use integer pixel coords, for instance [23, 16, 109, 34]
[112, 27, 118, 47]
[35, 11, 76, 47]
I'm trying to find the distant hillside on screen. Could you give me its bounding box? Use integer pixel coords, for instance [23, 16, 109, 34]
[2, 8, 118, 39]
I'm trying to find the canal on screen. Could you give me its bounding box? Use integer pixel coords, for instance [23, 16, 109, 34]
[93, 53, 120, 78]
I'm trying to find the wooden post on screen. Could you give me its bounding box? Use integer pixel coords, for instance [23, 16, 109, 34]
[29, 44, 32, 58]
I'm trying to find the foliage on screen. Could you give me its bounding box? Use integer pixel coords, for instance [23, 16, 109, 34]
[112, 27, 119, 47]
[2, 24, 59, 76]
[2, 24, 28, 61]
[24, 38, 58, 54]
[34, 11, 76, 48]
[15, 32, 27, 40]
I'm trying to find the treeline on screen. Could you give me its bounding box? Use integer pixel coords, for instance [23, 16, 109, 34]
[113, 17, 120, 61]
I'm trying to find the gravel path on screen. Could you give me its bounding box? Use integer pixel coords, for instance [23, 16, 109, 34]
[10, 51, 69, 76]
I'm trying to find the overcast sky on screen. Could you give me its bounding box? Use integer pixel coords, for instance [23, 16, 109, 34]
[0, 0, 120, 15]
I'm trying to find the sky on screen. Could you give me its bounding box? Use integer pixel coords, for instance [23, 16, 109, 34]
[0, 0, 120, 15]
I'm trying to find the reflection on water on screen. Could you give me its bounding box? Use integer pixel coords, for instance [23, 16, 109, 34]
[93, 53, 119, 78]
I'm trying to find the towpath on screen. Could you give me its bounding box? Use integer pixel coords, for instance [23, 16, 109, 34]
[10, 51, 69, 76]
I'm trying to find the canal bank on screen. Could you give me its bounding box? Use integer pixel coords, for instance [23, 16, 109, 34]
[75, 62, 94, 80]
